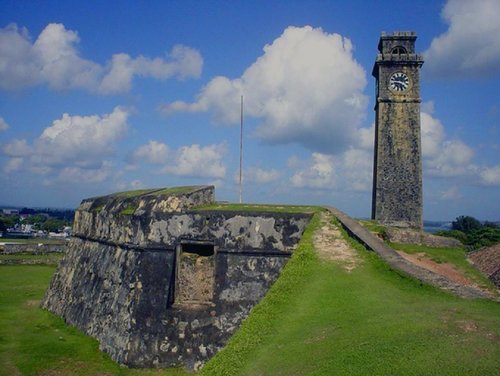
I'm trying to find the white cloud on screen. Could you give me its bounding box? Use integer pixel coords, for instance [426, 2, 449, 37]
[116, 179, 146, 191]
[249, 167, 281, 184]
[479, 165, 500, 185]
[441, 186, 462, 200]
[421, 111, 445, 158]
[162, 144, 226, 178]
[57, 162, 112, 184]
[162, 26, 368, 153]
[34, 23, 102, 91]
[421, 109, 500, 186]
[421, 110, 476, 177]
[3, 139, 31, 157]
[3, 157, 23, 173]
[424, 0, 500, 78]
[2, 107, 128, 180]
[99, 45, 202, 94]
[0, 23, 202, 93]
[341, 148, 372, 191]
[37, 106, 128, 167]
[291, 153, 336, 189]
[290, 148, 372, 192]
[0, 24, 42, 89]
[133, 140, 170, 164]
[239, 167, 281, 185]
[287, 107, 500, 193]
[132, 140, 226, 179]
[0, 117, 9, 131]
[358, 124, 374, 150]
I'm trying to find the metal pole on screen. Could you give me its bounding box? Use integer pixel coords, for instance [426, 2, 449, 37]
[239, 95, 243, 204]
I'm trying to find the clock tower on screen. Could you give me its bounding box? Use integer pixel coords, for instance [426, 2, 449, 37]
[372, 31, 424, 228]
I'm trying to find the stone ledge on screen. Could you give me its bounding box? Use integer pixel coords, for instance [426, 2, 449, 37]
[384, 227, 462, 248]
[325, 206, 493, 300]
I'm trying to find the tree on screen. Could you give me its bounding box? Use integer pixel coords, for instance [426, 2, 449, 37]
[452, 216, 482, 232]
[41, 219, 69, 233]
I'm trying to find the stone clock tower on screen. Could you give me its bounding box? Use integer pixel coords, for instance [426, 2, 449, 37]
[372, 31, 424, 228]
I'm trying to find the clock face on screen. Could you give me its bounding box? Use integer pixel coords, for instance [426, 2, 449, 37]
[389, 72, 410, 92]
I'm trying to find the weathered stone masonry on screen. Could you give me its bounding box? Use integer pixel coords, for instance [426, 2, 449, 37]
[42, 186, 311, 370]
[372, 31, 424, 228]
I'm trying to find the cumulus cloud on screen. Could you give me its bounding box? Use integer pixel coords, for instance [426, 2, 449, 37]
[163, 144, 226, 178]
[239, 167, 281, 185]
[0, 23, 202, 93]
[421, 108, 500, 186]
[248, 167, 281, 184]
[0, 117, 9, 131]
[290, 148, 372, 192]
[57, 162, 113, 184]
[291, 153, 336, 189]
[421, 110, 476, 178]
[340, 148, 373, 191]
[133, 141, 227, 179]
[424, 0, 500, 78]
[3, 157, 23, 173]
[133, 140, 170, 165]
[421, 111, 445, 158]
[479, 165, 500, 185]
[3, 139, 31, 157]
[286, 104, 500, 193]
[99, 45, 203, 94]
[162, 26, 368, 153]
[2, 107, 129, 182]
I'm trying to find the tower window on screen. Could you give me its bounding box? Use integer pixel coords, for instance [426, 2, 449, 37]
[391, 46, 407, 55]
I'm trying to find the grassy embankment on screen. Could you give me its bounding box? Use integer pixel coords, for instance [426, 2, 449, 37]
[201, 213, 500, 375]
[0, 265, 191, 376]
[194, 202, 318, 213]
[1, 211, 499, 375]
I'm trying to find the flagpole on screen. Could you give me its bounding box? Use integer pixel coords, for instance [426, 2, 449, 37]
[239, 95, 243, 204]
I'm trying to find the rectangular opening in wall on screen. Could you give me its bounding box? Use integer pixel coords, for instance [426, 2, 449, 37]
[174, 240, 216, 307]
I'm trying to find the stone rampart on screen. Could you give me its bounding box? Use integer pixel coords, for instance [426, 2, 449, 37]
[468, 244, 500, 289]
[42, 186, 311, 370]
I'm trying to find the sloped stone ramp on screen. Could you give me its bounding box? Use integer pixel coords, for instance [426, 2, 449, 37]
[325, 206, 495, 300]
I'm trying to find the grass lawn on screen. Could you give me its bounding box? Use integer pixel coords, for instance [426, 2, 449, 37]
[0, 253, 63, 265]
[1, 214, 499, 375]
[0, 265, 191, 376]
[201, 213, 500, 375]
[194, 203, 320, 214]
[358, 219, 387, 234]
[0, 237, 67, 245]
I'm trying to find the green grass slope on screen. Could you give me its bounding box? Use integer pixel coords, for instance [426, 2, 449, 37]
[201, 214, 500, 375]
[1, 214, 499, 375]
[0, 265, 190, 376]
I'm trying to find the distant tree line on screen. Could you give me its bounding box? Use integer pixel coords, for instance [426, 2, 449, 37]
[0, 208, 74, 234]
[437, 215, 500, 250]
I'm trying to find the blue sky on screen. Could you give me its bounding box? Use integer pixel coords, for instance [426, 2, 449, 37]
[1, 0, 499, 221]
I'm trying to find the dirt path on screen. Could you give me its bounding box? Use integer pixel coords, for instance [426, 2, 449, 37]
[396, 251, 484, 290]
[313, 211, 361, 272]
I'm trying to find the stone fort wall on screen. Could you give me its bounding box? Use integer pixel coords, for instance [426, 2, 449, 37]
[42, 186, 311, 370]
